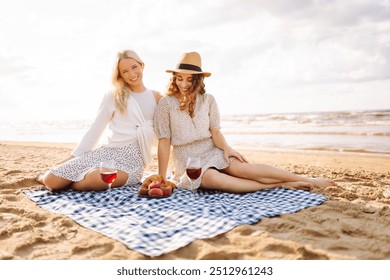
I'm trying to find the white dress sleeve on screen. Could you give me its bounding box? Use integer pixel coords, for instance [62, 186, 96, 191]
[208, 94, 221, 129]
[153, 97, 171, 139]
[71, 93, 115, 157]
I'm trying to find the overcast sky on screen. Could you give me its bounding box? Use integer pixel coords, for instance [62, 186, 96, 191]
[0, 0, 389, 121]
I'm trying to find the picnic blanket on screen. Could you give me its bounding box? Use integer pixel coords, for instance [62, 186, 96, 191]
[24, 185, 327, 257]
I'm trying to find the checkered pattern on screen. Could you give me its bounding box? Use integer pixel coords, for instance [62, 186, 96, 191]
[24, 185, 326, 257]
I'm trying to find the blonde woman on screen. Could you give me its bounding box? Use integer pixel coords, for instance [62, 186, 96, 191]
[154, 52, 335, 193]
[37, 50, 161, 191]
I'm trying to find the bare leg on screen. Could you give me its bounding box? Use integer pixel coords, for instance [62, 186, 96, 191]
[201, 169, 312, 193]
[35, 171, 46, 184]
[41, 171, 73, 191]
[223, 160, 335, 188]
[38, 169, 129, 191]
[71, 168, 128, 191]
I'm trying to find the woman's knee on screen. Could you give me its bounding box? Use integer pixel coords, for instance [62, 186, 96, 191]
[71, 169, 106, 191]
[71, 170, 129, 191]
[201, 169, 225, 189]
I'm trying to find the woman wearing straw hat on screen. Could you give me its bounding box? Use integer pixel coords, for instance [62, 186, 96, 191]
[154, 52, 336, 193]
[37, 50, 161, 191]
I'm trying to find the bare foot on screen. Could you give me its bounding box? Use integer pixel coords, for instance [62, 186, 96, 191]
[35, 172, 46, 184]
[309, 178, 336, 188]
[283, 181, 313, 191]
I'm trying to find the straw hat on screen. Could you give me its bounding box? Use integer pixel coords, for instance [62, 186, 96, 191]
[166, 52, 211, 77]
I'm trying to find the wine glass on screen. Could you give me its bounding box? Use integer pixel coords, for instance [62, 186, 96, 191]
[186, 157, 202, 193]
[99, 160, 117, 198]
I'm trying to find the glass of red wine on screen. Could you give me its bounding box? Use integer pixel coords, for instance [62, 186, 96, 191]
[186, 157, 202, 194]
[99, 160, 117, 198]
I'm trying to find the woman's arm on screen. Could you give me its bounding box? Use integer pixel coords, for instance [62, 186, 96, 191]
[72, 93, 114, 157]
[157, 138, 171, 178]
[210, 128, 247, 163]
[207, 94, 246, 162]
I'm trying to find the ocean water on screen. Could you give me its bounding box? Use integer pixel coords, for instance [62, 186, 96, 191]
[222, 109, 390, 156]
[1, 109, 389, 156]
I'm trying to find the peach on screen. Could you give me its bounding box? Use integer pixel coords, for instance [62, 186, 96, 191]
[142, 174, 165, 188]
[138, 187, 149, 196]
[161, 186, 172, 196]
[148, 181, 161, 189]
[165, 180, 176, 189]
[148, 188, 163, 197]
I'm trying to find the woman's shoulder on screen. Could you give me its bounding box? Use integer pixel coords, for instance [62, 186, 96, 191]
[150, 90, 163, 103]
[202, 93, 217, 103]
[160, 94, 175, 100]
[159, 94, 176, 105]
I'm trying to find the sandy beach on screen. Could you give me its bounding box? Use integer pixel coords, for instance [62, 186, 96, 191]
[0, 140, 389, 260]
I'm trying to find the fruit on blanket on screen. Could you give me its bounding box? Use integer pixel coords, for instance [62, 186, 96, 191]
[137, 187, 149, 196]
[148, 181, 161, 189]
[148, 188, 164, 197]
[142, 174, 165, 188]
[161, 186, 172, 196]
[138, 174, 177, 197]
[165, 180, 176, 189]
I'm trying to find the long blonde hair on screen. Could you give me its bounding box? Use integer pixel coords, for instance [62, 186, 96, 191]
[111, 50, 144, 114]
[166, 73, 205, 118]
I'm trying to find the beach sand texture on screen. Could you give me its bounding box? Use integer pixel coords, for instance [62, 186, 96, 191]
[0, 141, 389, 260]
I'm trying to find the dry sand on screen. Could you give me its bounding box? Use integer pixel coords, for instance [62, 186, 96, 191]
[0, 141, 389, 260]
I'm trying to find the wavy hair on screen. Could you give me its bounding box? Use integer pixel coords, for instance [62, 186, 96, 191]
[111, 50, 144, 114]
[166, 73, 206, 118]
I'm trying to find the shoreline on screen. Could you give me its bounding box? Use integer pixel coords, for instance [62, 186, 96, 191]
[1, 141, 389, 259]
[1, 139, 389, 159]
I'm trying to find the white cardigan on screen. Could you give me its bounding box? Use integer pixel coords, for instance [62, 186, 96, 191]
[72, 89, 157, 166]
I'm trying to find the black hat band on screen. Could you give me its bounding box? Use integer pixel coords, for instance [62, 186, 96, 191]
[178, 63, 202, 72]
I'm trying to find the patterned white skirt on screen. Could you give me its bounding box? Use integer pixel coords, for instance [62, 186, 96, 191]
[172, 138, 230, 190]
[50, 144, 144, 186]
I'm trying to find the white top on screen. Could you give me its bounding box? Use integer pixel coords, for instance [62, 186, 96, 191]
[132, 90, 156, 120]
[72, 88, 157, 165]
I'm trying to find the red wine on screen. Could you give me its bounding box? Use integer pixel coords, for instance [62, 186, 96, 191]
[186, 168, 201, 180]
[100, 172, 117, 184]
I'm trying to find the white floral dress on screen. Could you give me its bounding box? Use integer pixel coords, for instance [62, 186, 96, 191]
[154, 94, 229, 190]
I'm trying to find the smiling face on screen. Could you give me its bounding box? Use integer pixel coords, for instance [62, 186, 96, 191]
[175, 73, 194, 96]
[118, 57, 144, 91]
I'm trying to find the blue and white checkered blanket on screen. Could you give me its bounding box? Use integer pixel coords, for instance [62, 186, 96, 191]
[24, 186, 326, 257]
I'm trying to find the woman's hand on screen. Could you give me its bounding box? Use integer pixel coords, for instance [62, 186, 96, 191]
[223, 146, 248, 163]
[209, 128, 248, 163]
